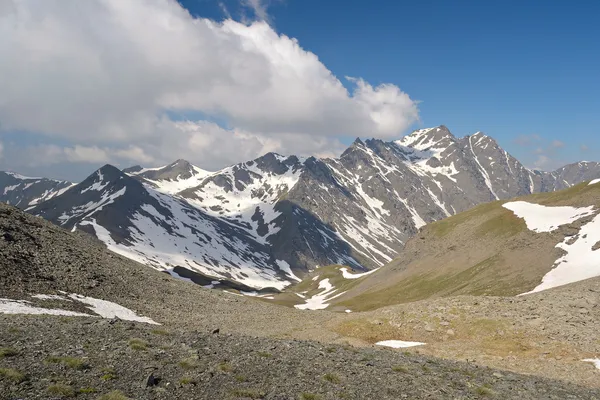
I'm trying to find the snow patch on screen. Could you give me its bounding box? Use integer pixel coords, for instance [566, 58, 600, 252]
[582, 359, 600, 370]
[589, 179, 600, 186]
[0, 298, 90, 317]
[67, 294, 159, 325]
[376, 340, 426, 348]
[503, 201, 595, 233]
[294, 278, 338, 310]
[339, 267, 377, 279]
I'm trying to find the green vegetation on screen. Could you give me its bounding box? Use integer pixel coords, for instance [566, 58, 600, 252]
[218, 362, 234, 373]
[474, 384, 495, 396]
[47, 383, 75, 397]
[322, 373, 341, 384]
[178, 356, 200, 370]
[0, 367, 25, 383]
[299, 393, 322, 400]
[230, 388, 266, 399]
[45, 355, 90, 370]
[179, 376, 198, 385]
[128, 338, 149, 351]
[235, 375, 249, 382]
[101, 367, 117, 381]
[97, 390, 131, 400]
[392, 365, 409, 373]
[256, 351, 272, 358]
[0, 347, 18, 358]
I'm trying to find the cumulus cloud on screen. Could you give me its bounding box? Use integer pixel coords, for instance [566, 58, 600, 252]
[515, 134, 570, 171]
[0, 0, 419, 176]
[551, 140, 565, 148]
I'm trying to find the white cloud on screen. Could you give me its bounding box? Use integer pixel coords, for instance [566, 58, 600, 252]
[0, 0, 419, 175]
[551, 140, 566, 148]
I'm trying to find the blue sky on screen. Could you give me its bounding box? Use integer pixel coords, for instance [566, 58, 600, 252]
[0, 0, 598, 180]
[181, 0, 600, 168]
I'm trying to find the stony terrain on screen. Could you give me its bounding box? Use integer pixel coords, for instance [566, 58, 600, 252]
[2, 197, 600, 398]
[2, 315, 600, 400]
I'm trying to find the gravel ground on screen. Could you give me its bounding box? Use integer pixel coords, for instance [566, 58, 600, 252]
[2, 315, 600, 400]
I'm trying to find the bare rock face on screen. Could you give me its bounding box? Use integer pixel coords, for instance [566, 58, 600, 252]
[4, 126, 600, 289]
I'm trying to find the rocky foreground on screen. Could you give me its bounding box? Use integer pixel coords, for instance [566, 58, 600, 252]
[1, 205, 600, 398]
[2, 315, 600, 400]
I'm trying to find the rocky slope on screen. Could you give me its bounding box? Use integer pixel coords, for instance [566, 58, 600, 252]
[6, 126, 600, 290]
[2, 203, 600, 399]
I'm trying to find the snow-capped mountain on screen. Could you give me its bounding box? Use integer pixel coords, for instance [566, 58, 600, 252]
[8, 126, 600, 290]
[0, 171, 74, 208]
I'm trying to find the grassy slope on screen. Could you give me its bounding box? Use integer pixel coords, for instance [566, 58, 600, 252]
[331, 182, 600, 311]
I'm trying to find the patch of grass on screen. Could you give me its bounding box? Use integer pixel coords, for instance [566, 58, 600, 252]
[45, 356, 89, 370]
[0, 347, 18, 358]
[0, 368, 25, 383]
[47, 383, 75, 398]
[474, 384, 495, 397]
[178, 357, 200, 370]
[299, 394, 322, 400]
[78, 387, 98, 394]
[128, 338, 148, 351]
[97, 390, 131, 400]
[101, 367, 117, 381]
[235, 375, 248, 382]
[325, 346, 336, 353]
[421, 365, 431, 373]
[8, 327, 20, 334]
[256, 351, 272, 358]
[392, 365, 409, 373]
[322, 373, 341, 384]
[230, 388, 266, 399]
[151, 328, 170, 336]
[179, 376, 197, 385]
[218, 362, 233, 373]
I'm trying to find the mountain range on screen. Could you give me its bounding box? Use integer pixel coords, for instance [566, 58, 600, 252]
[4, 125, 600, 290]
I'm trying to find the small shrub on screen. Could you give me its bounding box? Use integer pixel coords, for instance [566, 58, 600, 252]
[0, 347, 18, 358]
[128, 338, 148, 351]
[421, 365, 431, 372]
[325, 346, 336, 353]
[475, 385, 495, 397]
[235, 375, 248, 382]
[97, 390, 131, 400]
[256, 351, 272, 358]
[45, 356, 89, 370]
[47, 383, 75, 398]
[218, 362, 233, 373]
[323, 373, 341, 384]
[179, 376, 197, 385]
[178, 357, 200, 370]
[0, 368, 25, 383]
[101, 367, 117, 381]
[151, 328, 170, 336]
[300, 394, 322, 400]
[392, 365, 409, 373]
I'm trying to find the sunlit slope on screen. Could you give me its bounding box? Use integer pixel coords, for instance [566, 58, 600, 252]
[331, 181, 600, 311]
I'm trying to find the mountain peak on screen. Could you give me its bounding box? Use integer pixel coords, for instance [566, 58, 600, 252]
[398, 125, 457, 150]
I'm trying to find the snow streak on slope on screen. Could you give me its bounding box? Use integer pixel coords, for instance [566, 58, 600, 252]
[502, 201, 595, 233]
[80, 188, 292, 290]
[294, 278, 347, 310]
[58, 187, 127, 226]
[469, 133, 499, 200]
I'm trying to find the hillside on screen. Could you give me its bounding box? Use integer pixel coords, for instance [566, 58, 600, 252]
[3, 204, 600, 398]
[331, 180, 600, 311]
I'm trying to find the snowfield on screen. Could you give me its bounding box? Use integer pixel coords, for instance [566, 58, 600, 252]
[502, 201, 595, 233]
[376, 340, 426, 348]
[0, 294, 158, 324]
[503, 201, 600, 294]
